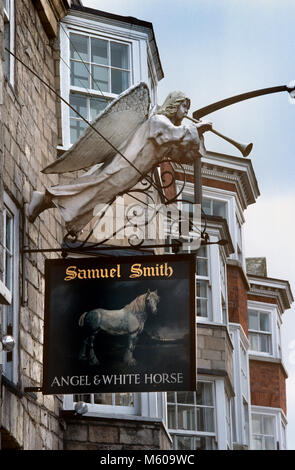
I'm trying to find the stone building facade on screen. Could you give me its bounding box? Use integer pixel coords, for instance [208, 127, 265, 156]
[0, 1, 293, 451]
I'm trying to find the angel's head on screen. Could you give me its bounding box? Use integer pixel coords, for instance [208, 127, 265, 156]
[157, 91, 191, 125]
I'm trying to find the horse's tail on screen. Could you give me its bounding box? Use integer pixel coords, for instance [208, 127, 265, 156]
[78, 311, 88, 327]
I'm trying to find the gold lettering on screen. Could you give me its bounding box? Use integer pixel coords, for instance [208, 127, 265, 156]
[129, 263, 174, 279]
[77, 269, 87, 279]
[143, 266, 154, 277]
[165, 263, 173, 278]
[64, 266, 77, 281]
[100, 269, 109, 279]
[129, 263, 143, 278]
[110, 268, 116, 278]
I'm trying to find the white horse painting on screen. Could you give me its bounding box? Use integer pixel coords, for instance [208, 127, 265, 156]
[78, 289, 160, 366]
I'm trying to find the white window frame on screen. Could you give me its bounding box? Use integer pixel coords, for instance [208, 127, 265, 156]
[229, 324, 251, 447]
[251, 409, 278, 450]
[225, 390, 232, 449]
[196, 245, 212, 321]
[64, 392, 140, 416]
[175, 184, 226, 325]
[1, 192, 19, 384]
[167, 380, 217, 450]
[59, 13, 153, 150]
[202, 186, 245, 264]
[248, 301, 281, 359]
[3, 0, 15, 86]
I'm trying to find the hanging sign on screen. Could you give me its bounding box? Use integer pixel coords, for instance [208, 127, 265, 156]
[43, 254, 196, 395]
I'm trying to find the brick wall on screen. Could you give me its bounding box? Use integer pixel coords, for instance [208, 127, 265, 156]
[0, 0, 64, 449]
[227, 263, 249, 337]
[249, 360, 287, 415]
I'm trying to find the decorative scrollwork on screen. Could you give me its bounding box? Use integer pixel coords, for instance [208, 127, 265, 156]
[62, 158, 209, 251]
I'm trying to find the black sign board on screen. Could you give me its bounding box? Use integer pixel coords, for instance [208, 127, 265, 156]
[43, 254, 196, 394]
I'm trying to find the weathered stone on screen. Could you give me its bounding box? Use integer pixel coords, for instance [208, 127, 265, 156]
[120, 427, 154, 446]
[204, 336, 225, 351]
[66, 423, 88, 442]
[202, 349, 222, 361]
[89, 425, 118, 444]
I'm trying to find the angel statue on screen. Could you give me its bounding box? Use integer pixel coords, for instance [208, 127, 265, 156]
[28, 82, 212, 235]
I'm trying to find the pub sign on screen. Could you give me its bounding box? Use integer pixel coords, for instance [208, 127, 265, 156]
[43, 254, 196, 394]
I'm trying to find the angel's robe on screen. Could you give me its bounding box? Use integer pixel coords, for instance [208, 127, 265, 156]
[47, 114, 202, 233]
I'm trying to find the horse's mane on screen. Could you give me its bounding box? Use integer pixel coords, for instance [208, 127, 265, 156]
[126, 292, 147, 315]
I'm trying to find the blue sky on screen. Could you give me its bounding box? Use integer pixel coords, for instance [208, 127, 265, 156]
[82, 0, 295, 448]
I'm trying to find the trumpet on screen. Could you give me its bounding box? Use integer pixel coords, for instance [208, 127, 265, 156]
[184, 115, 253, 158]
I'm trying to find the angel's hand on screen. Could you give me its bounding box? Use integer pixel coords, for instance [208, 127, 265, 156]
[197, 121, 213, 134]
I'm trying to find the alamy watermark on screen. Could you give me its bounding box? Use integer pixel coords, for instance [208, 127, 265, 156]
[92, 197, 202, 250]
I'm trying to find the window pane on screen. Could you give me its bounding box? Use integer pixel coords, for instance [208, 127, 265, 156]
[197, 382, 213, 406]
[197, 258, 208, 276]
[197, 280, 207, 298]
[260, 334, 271, 353]
[175, 436, 193, 450]
[111, 69, 130, 94]
[265, 436, 275, 450]
[260, 313, 270, 332]
[5, 253, 12, 290]
[74, 394, 92, 403]
[249, 332, 259, 351]
[92, 65, 109, 92]
[178, 405, 195, 430]
[70, 34, 88, 62]
[248, 310, 259, 330]
[111, 42, 129, 69]
[167, 405, 176, 428]
[197, 246, 207, 258]
[202, 198, 211, 215]
[91, 37, 108, 65]
[212, 200, 226, 218]
[6, 213, 13, 251]
[70, 93, 87, 119]
[252, 415, 262, 434]
[167, 392, 175, 403]
[263, 416, 275, 435]
[197, 298, 208, 317]
[195, 436, 214, 450]
[70, 61, 89, 88]
[4, 0, 9, 15]
[253, 435, 263, 450]
[4, 22, 10, 78]
[70, 119, 88, 144]
[197, 407, 214, 432]
[177, 391, 195, 404]
[90, 97, 108, 121]
[93, 393, 109, 404]
[115, 393, 134, 407]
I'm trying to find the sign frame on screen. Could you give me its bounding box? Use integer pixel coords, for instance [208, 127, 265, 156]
[42, 253, 196, 395]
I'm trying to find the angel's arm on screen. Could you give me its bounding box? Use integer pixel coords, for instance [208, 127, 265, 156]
[149, 114, 200, 146]
[149, 114, 202, 162]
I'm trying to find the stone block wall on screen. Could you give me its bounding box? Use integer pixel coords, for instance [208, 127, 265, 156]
[197, 323, 234, 389]
[62, 413, 172, 450]
[0, 0, 65, 449]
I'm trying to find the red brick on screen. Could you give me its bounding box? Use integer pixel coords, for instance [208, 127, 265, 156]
[227, 264, 249, 336]
[249, 360, 287, 414]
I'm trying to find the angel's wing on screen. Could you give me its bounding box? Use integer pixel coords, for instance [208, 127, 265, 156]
[42, 82, 150, 174]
